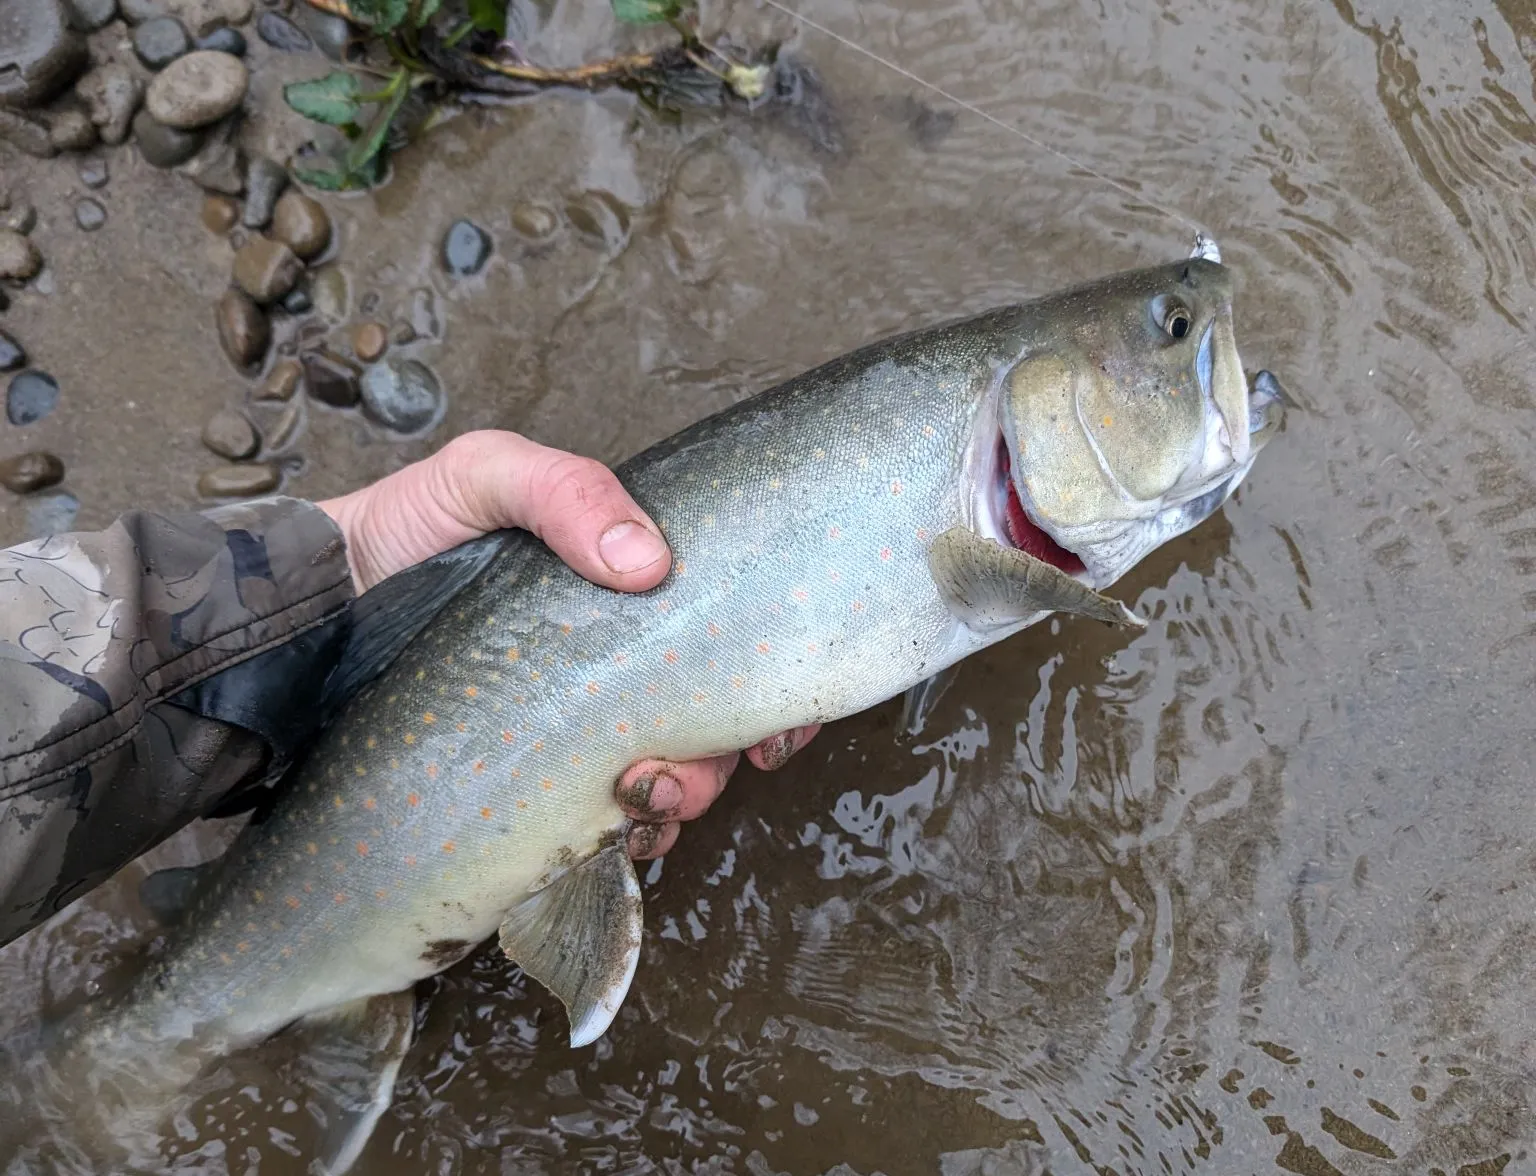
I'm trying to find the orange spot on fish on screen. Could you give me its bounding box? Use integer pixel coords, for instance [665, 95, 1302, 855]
[613, 652, 628, 665]
[481, 807, 493, 819]
[587, 681, 600, 694]
[405, 854, 417, 866]
[364, 798, 376, 811]
[560, 622, 573, 635]
[807, 642, 819, 653]
[407, 793, 420, 807]
[506, 647, 520, 661]
[403, 732, 416, 745]
[617, 721, 630, 734]
[756, 642, 771, 653]
[356, 841, 369, 857]
[917, 527, 930, 541]
[354, 765, 366, 777]
[517, 799, 529, 809]
[237, 941, 249, 953]
[306, 842, 318, 855]
[365, 736, 377, 750]
[891, 480, 903, 495]
[693, 692, 706, 703]
[731, 675, 744, 688]
[707, 622, 721, 637]
[533, 740, 544, 752]
[303, 882, 314, 893]
[286, 896, 301, 909]
[1102, 415, 1113, 428]
[465, 686, 478, 698]
[375, 889, 388, 900]
[853, 600, 866, 612]
[442, 841, 456, 854]
[423, 712, 436, 724]
[654, 716, 666, 727]
[791, 589, 808, 601]
[571, 754, 583, 766]
[334, 892, 348, 904]
[502, 730, 515, 743]
[473, 760, 486, 774]
[427, 764, 439, 780]
[880, 547, 892, 561]
[664, 649, 679, 664]
[455, 721, 467, 733]
[280, 946, 293, 958]
[219, 953, 233, 965]
[540, 779, 554, 791]
[828, 525, 841, 539]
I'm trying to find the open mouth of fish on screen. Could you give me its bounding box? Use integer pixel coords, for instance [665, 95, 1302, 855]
[992, 438, 1088, 575]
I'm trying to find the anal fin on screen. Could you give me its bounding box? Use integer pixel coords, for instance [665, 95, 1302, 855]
[498, 841, 643, 1049]
[285, 990, 417, 1176]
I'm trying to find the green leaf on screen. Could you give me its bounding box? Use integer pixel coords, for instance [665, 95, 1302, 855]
[349, 0, 410, 32]
[467, 0, 505, 36]
[344, 82, 411, 177]
[413, 0, 443, 26]
[610, 0, 680, 23]
[283, 71, 362, 126]
[292, 162, 353, 190]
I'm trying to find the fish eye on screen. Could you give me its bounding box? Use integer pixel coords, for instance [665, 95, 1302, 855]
[1149, 294, 1194, 342]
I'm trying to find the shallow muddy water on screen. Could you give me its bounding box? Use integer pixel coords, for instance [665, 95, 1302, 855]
[5, 0, 1536, 1171]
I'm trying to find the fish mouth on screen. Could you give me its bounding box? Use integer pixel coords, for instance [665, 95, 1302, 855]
[989, 435, 1088, 577]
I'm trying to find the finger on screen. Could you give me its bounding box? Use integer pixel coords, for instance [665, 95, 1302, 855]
[627, 820, 680, 860]
[615, 752, 739, 823]
[433, 430, 672, 592]
[745, 724, 822, 772]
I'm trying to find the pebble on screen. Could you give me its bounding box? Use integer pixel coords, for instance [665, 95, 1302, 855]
[202, 409, 258, 459]
[231, 237, 299, 304]
[309, 265, 347, 320]
[76, 63, 143, 146]
[408, 286, 439, 338]
[66, 0, 118, 32]
[441, 219, 491, 276]
[0, 0, 88, 108]
[302, 349, 360, 408]
[0, 452, 65, 494]
[0, 231, 42, 281]
[77, 154, 108, 188]
[292, 3, 346, 59]
[194, 25, 244, 54]
[48, 108, 97, 151]
[350, 321, 387, 363]
[0, 109, 56, 159]
[146, 50, 247, 129]
[360, 358, 441, 433]
[133, 15, 191, 67]
[119, 0, 165, 20]
[270, 189, 330, 260]
[254, 10, 309, 50]
[254, 357, 300, 401]
[74, 198, 106, 231]
[242, 156, 286, 229]
[3, 203, 36, 234]
[511, 201, 559, 241]
[259, 400, 301, 450]
[201, 193, 237, 233]
[7, 370, 60, 425]
[564, 190, 629, 248]
[279, 285, 310, 314]
[174, 0, 251, 37]
[0, 330, 24, 371]
[26, 491, 79, 538]
[391, 321, 416, 346]
[198, 462, 278, 498]
[176, 113, 242, 193]
[132, 107, 204, 167]
[215, 286, 269, 368]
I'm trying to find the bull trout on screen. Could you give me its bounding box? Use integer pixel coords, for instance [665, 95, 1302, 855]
[9, 245, 1285, 1174]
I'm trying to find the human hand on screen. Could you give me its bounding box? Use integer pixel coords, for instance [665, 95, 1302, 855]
[316, 429, 820, 859]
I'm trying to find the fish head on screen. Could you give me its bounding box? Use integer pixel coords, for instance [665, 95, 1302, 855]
[992, 255, 1285, 589]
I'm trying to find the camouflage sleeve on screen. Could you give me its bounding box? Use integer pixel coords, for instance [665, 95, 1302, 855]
[0, 496, 356, 948]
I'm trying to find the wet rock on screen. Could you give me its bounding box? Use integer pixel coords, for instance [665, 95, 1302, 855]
[0, 451, 65, 493]
[270, 189, 329, 260]
[258, 400, 301, 450]
[202, 408, 257, 459]
[77, 153, 108, 187]
[350, 321, 386, 363]
[172, 0, 251, 37]
[302, 349, 359, 407]
[232, 236, 299, 304]
[564, 190, 629, 249]
[279, 285, 310, 314]
[390, 321, 415, 346]
[176, 113, 242, 192]
[47, 107, 96, 150]
[198, 462, 277, 498]
[292, 2, 345, 59]
[132, 106, 202, 166]
[133, 15, 190, 67]
[146, 48, 245, 128]
[441, 219, 490, 276]
[0, 108, 56, 157]
[194, 25, 243, 54]
[0, 230, 41, 280]
[119, 0, 164, 21]
[0, 329, 23, 371]
[7, 369, 59, 424]
[511, 201, 559, 241]
[2, 201, 35, 234]
[254, 10, 307, 50]
[66, 0, 117, 32]
[215, 286, 268, 367]
[254, 356, 299, 401]
[242, 155, 285, 228]
[76, 62, 142, 145]
[201, 192, 236, 232]
[0, 0, 88, 109]
[74, 197, 105, 230]
[26, 490, 78, 537]
[361, 359, 441, 433]
[309, 265, 347, 319]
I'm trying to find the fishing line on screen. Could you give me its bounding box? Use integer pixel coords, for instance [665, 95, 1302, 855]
[757, 0, 1209, 238]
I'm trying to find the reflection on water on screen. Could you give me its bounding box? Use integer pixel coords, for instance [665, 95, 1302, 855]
[6, 0, 1536, 1170]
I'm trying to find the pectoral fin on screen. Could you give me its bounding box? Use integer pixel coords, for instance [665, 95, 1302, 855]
[138, 862, 219, 927]
[497, 840, 643, 1049]
[928, 526, 1143, 630]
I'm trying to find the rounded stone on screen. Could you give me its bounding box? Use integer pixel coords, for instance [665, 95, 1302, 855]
[66, 0, 117, 32]
[1, 202, 34, 234]
[0, 0, 88, 109]
[77, 154, 108, 188]
[308, 265, 347, 320]
[360, 358, 441, 433]
[0, 451, 65, 494]
[231, 236, 300, 304]
[74, 197, 105, 231]
[47, 108, 97, 150]
[0, 230, 41, 280]
[279, 285, 310, 314]
[133, 15, 190, 68]
[441, 218, 490, 276]
[254, 357, 300, 401]
[259, 400, 301, 451]
[215, 286, 268, 368]
[254, 10, 308, 50]
[193, 25, 245, 54]
[302, 349, 360, 408]
[0, 329, 24, 372]
[511, 201, 559, 241]
[76, 63, 143, 145]
[242, 155, 286, 229]
[270, 189, 329, 260]
[7, 369, 59, 425]
[202, 408, 258, 459]
[132, 106, 203, 167]
[119, 0, 164, 20]
[350, 321, 386, 363]
[198, 462, 277, 498]
[26, 491, 78, 538]
[145, 50, 247, 129]
[201, 193, 237, 233]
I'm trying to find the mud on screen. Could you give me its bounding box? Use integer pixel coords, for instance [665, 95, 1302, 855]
[3, 0, 1536, 1171]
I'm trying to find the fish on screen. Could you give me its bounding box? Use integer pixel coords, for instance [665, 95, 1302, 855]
[5, 243, 1285, 1174]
